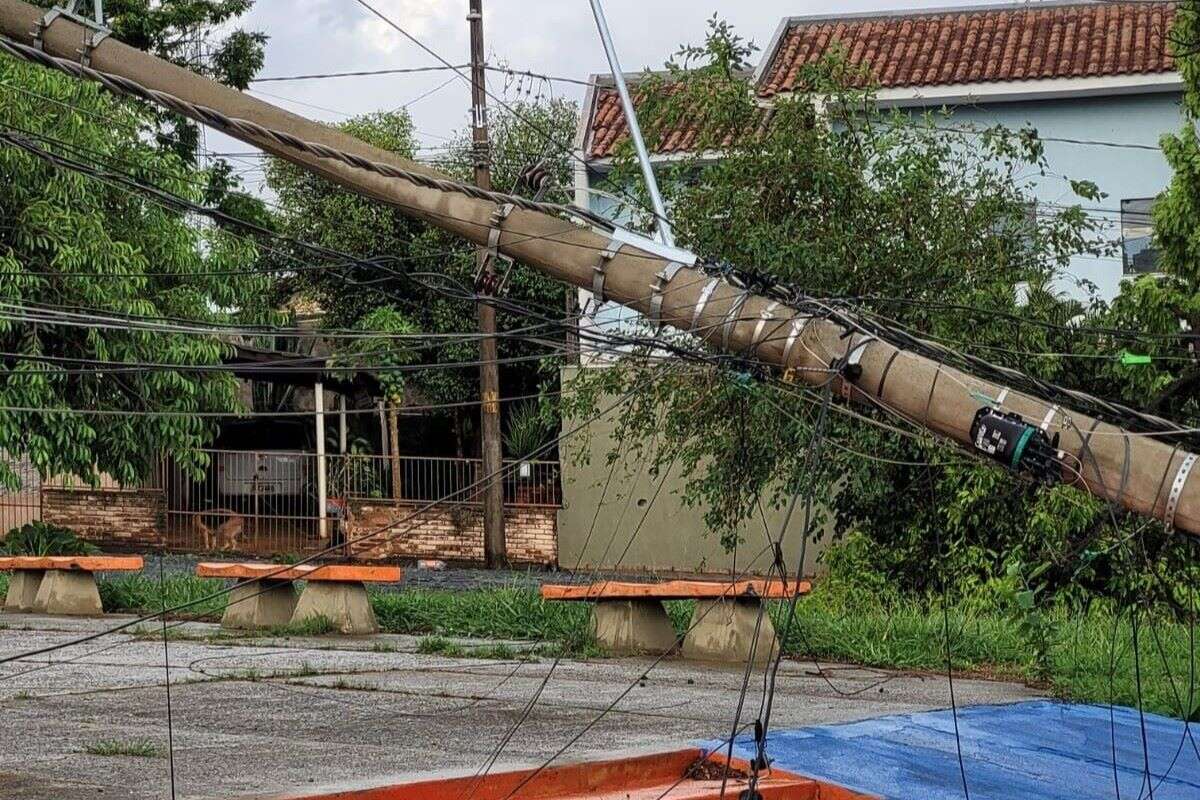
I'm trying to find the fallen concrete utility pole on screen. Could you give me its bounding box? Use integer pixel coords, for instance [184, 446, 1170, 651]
[2, 0, 1199, 536]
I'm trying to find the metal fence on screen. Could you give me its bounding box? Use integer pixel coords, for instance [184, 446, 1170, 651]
[0, 450, 561, 557]
[0, 453, 41, 534]
[332, 454, 561, 507]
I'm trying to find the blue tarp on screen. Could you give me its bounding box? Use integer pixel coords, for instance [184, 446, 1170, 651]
[716, 700, 1200, 799]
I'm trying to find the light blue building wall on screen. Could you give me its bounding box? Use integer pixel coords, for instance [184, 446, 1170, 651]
[919, 90, 1183, 300]
[581, 89, 1184, 312]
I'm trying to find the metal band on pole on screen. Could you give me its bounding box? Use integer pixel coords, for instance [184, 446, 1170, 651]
[588, 237, 623, 313]
[749, 301, 779, 356]
[721, 290, 752, 352]
[781, 317, 806, 370]
[690, 278, 720, 332]
[1165, 453, 1197, 531]
[648, 261, 684, 330]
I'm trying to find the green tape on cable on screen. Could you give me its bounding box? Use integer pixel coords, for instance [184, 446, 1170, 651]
[1010, 426, 1035, 470]
[1120, 351, 1152, 366]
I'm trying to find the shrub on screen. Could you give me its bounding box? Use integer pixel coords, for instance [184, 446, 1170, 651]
[1, 521, 99, 556]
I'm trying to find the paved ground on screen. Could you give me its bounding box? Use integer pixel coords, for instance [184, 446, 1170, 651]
[0, 613, 1041, 800]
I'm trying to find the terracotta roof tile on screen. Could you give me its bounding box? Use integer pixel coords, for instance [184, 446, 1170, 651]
[586, 2, 1178, 160]
[586, 81, 770, 159]
[758, 1, 1176, 96]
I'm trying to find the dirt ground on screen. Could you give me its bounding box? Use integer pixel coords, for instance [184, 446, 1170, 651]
[0, 613, 1041, 799]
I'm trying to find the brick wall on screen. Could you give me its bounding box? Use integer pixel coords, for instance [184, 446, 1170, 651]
[42, 487, 165, 547]
[346, 500, 557, 565]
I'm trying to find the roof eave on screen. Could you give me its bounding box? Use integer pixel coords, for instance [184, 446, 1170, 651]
[767, 71, 1182, 107]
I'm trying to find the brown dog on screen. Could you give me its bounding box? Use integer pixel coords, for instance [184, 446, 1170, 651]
[193, 509, 245, 552]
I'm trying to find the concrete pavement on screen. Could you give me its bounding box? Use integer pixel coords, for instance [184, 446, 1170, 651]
[0, 614, 1041, 799]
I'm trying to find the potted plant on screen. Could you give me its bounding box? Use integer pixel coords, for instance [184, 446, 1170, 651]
[502, 402, 552, 501]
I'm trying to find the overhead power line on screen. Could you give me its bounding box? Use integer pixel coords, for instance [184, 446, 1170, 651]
[251, 63, 468, 82]
[3, 3, 1200, 536]
[251, 63, 590, 87]
[0, 34, 616, 231]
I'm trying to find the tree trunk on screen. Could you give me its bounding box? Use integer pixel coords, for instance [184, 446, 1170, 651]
[388, 401, 402, 502]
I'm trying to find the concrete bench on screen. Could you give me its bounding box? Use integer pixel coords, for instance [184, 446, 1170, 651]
[541, 579, 810, 663]
[0, 555, 144, 616]
[196, 562, 402, 635]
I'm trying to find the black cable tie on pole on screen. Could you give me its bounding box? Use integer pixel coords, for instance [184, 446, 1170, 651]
[830, 332, 876, 401]
[876, 348, 901, 398]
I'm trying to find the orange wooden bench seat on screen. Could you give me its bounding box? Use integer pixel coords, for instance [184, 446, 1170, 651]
[1, 555, 143, 616]
[540, 578, 811, 662]
[196, 561, 401, 635]
[196, 562, 401, 583]
[540, 579, 809, 602]
[0, 556, 143, 572]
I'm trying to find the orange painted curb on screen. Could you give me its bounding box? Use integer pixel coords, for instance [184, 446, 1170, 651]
[262, 747, 877, 799]
[0, 555, 143, 572]
[541, 578, 811, 601]
[195, 562, 402, 584]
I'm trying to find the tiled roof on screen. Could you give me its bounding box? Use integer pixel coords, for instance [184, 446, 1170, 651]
[758, 1, 1176, 96]
[584, 2, 1179, 161]
[587, 83, 769, 159]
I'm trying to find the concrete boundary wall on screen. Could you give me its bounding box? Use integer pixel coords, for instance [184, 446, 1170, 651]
[557, 366, 828, 578]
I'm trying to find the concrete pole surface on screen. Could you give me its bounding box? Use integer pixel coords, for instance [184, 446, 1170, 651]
[1, 0, 1198, 536]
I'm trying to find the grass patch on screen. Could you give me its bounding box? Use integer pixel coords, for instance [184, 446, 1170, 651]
[82, 574, 1200, 719]
[417, 635, 535, 661]
[265, 614, 336, 637]
[84, 739, 163, 758]
[371, 585, 597, 655]
[99, 574, 226, 619]
[0, 572, 8, 599]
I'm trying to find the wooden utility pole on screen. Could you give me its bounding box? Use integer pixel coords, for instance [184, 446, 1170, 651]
[5, 0, 1200, 536]
[468, 0, 506, 567]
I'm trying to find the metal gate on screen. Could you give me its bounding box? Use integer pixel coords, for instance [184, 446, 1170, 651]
[0, 453, 41, 534]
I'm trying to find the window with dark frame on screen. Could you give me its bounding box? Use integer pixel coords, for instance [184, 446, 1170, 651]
[1121, 198, 1159, 275]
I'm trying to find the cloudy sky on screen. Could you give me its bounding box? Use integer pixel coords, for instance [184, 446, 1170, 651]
[218, 0, 1009, 185]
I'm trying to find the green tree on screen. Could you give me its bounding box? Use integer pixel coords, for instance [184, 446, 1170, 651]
[0, 54, 273, 486]
[265, 101, 577, 457]
[33, 0, 268, 201]
[563, 20, 1132, 598]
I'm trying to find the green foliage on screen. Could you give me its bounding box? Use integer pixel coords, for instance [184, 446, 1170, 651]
[562, 19, 1149, 599]
[1, 521, 98, 556]
[89, 0, 267, 163]
[266, 102, 577, 454]
[502, 401, 553, 458]
[267, 614, 335, 637]
[337, 306, 419, 402]
[0, 55, 274, 487]
[369, 585, 596, 655]
[99, 574, 225, 618]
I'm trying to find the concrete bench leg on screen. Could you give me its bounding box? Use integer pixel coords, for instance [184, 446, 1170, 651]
[3, 570, 44, 613]
[32, 570, 103, 616]
[292, 581, 377, 635]
[221, 579, 297, 630]
[682, 597, 779, 664]
[591, 599, 678, 655]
